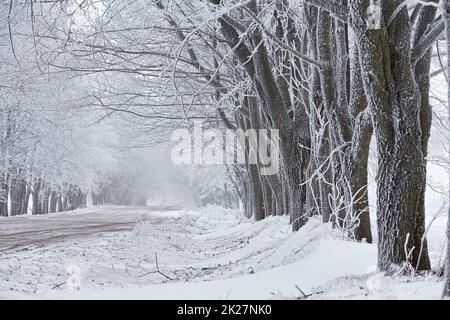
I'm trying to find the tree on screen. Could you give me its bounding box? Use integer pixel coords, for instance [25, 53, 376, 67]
[347, 0, 440, 272]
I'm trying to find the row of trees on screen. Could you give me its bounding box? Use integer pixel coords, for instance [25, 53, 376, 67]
[0, 57, 89, 214]
[0, 81, 92, 216]
[3, 0, 450, 296]
[37, 0, 437, 270]
[0, 1, 142, 215]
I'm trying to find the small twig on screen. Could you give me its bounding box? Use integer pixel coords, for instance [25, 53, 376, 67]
[52, 282, 65, 290]
[167, 237, 185, 252]
[125, 263, 132, 277]
[295, 284, 310, 299]
[138, 253, 176, 281]
[137, 270, 157, 278]
[155, 253, 175, 281]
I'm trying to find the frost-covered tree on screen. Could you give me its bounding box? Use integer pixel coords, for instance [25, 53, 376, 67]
[0, 0, 120, 215]
[347, 0, 441, 272]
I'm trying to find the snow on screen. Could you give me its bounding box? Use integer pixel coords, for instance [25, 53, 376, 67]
[0, 205, 446, 300]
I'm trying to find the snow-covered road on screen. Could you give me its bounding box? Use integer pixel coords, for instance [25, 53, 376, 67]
[0, 206, 178, 252]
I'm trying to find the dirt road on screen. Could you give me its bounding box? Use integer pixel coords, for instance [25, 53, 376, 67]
[0, 206, 178, 252]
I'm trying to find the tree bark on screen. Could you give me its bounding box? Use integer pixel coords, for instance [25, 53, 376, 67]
[349, 0, 430, 272]
[346, 40, 373, 243]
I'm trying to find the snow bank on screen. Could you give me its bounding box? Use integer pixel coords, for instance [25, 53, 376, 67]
[0, 206, 445, 300]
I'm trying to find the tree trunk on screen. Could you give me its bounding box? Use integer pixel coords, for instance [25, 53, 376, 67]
[346, 38, 373, 243]
[62, 194, 68, 211]
[243, 179, 253, 219]
[9, 177, 26, 216]
[41, 189, 50, 214]
[347, 109, 373, 243]
[249, 164, 265, 221]
[22, 184, 31, 215]
[350, 1, 430, 272]
[32, 181, 41, 215]
[49, 191, 57, 213]
[266, 174, 283, 216]
[0, 181, 8, 216]
[57, 193, 64, 212]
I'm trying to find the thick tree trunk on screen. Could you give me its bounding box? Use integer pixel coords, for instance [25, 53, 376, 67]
[350, 1, 430, 272]
[347, 39, 373, 243]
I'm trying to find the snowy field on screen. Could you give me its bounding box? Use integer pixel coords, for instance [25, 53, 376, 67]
[0, 205, 446, 300]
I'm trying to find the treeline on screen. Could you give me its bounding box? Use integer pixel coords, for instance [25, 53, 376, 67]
[33, 0, 441, 273]
[0, 109, 92, 217]
[91, 170, 148, 207]
[0, 180, 87, 217]
[117, 0, 437, 273]
[4, 0, 450, 291]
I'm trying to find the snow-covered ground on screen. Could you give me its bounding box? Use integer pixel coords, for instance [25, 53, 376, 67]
[0, 205, 446, 300]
